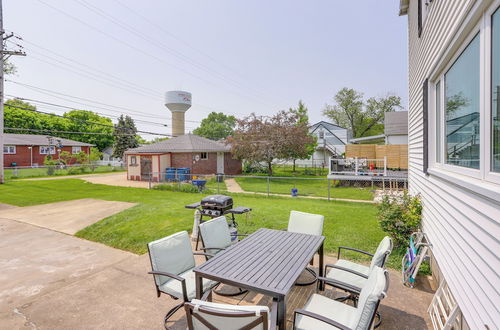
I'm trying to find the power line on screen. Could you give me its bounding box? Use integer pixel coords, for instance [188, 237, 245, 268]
[5, 127, 135, 136]
[6, 103, 171, 137]
[73, 0, 282, 107]
[36, 0, 278, 109]
[6, 80, 202, 123]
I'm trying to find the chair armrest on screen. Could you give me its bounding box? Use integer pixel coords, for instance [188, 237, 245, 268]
[148, 271, 189, 301]
[338, 246, 374, 259]
[232, 233, 249, 237]
[199, 247, 226, 252]
[193, 252, 216, 258]
[269, 300, 278, 330]
[317, 276, 362, 294]
[293, 309, 352, 330]
[148, 270, 184, 282]
[325, 264, 369, 279]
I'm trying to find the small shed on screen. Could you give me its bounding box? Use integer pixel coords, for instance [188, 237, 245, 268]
[125, 134, 242, 181]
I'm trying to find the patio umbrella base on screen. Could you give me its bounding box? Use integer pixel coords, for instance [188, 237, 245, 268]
[213, 283, 248, 297]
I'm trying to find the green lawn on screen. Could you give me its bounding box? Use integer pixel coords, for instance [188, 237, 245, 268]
[5, 165, 126, 179]
[0, 179, 401, 269]
[234, 177, 374, 200]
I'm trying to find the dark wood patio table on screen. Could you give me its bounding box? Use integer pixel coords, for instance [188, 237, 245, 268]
[194, 228, 325, 329]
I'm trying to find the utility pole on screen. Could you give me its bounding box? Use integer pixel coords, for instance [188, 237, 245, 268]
[0, 0, 25, 183]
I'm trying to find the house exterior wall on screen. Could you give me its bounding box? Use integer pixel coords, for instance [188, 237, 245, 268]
[405, 0, 499, 328]
[3, 145, 91, 167]
[127, 154, 141, 180]
[386, 134, 408, 145]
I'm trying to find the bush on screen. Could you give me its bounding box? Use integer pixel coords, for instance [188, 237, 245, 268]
[153, 183, 211, 194]
[377, 192, 422, 247]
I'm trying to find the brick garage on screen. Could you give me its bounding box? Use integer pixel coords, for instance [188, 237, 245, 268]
[3, 134, 93, 167]
[125, 134, 242, 181]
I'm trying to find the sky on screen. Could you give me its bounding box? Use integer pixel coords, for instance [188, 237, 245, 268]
[4, 0, 408, 140]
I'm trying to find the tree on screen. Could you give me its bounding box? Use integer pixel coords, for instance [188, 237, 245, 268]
[287, 101, 317, 171]
[112, 115, 139, 160]
[228, 110, 315, 175]
[322, 88, 402, 138]
[142, 137, 169, 144]
[193, 112, 236, 140]
[4, 99, 115, 151]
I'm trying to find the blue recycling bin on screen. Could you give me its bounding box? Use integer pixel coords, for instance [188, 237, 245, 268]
[165, 168, 176, 182]
[177, 167, 191, 181]
[291, 188, 298, 197]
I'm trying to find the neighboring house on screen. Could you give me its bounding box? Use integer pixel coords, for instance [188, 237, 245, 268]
[99, 146, 123, 166]
[349, 111, 408, 145]
[400, 0, 499, 329]
[125, 134, 242, 181]
[296, 121, 349, 166]
[2, 133, 93, 167]
[384, 111, 408, 144]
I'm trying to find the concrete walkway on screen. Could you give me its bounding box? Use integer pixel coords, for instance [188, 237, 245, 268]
[0, 199, 136, 235]
[224, 178, 375, 203]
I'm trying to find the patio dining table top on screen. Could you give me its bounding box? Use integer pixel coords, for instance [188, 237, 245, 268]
[193, 227, 325, 297]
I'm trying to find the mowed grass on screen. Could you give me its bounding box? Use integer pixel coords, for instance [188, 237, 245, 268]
[234, 177, 374, 200]
[0, 179, 401, 268]
[5, 165, 125, 179]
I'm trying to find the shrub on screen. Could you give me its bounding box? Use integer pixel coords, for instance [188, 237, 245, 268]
[153, 183, 211, 194]
[377, 192, 422, 247]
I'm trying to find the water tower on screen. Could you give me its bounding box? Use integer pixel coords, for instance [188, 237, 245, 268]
[165, 91, 192, 137]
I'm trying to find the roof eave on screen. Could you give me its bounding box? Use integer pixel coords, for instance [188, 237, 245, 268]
[399, 0, 409, 16]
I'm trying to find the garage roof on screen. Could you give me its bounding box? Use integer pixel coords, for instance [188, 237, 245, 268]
[4, 133, 94, 147]
[125, 134, 231, 154]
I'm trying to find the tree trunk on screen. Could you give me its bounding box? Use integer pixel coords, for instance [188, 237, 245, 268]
[293, 159, 296, 172]
[267, 161, 273, 176]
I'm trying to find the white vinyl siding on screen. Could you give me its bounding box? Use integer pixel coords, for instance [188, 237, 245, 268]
[406, 0, 500, 329]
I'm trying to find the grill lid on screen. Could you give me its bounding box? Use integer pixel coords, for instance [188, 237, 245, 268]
[201, 195, 233, 208]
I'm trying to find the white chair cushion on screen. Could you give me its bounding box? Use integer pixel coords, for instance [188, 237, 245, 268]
[295, 293, 357, 330]
[159, 269, 217, 300]
[326, 259, 370, 290]
[199, 216, 232, 255]
[148, 231, 195, 287]
[369, 236, 392, 270]
[354, 267, 387, 329]
[190, 299, 270, 330]
[288, 210, 324, 236]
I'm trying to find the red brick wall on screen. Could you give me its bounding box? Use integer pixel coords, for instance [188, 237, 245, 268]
[3, 145, 91, 167]
[170, 152, 242, 175]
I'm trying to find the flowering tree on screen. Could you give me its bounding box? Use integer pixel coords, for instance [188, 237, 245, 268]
[228, 110, 315, 175]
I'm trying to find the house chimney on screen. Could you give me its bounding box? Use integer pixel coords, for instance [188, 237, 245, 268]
[165, 91, 192, 137]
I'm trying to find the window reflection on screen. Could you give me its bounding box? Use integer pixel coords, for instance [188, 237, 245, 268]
[492, 8, 500, 172]
[445, 34, 480, 169]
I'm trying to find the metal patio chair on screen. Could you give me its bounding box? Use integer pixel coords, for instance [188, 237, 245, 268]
[320, 236, 392, 328]
[288, 210, 325, 286]
[293, 267, 389, 330]
[147, 231, 218, 329]
[184, 299, 277, 330]
[198, 216, 248, 296]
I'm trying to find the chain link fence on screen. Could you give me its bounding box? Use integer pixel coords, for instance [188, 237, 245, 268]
[4, 164, 125, 180]
[144, 171, 408, 202]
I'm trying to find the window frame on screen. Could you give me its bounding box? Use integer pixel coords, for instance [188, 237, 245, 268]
[200, 152, 208, 160]
[130, 155, 137, 165]
[3, 145, 16, 154]
[429, 1, 500, 185]
[72, 146, 82, 154]
[40, 146, 56, 155]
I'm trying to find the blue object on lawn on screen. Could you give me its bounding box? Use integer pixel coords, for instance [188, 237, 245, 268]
[192, 179, 207, 192]
[291, 188, 298, 197]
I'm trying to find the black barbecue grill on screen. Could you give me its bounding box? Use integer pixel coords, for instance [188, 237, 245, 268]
[185, 195, 251, 249]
